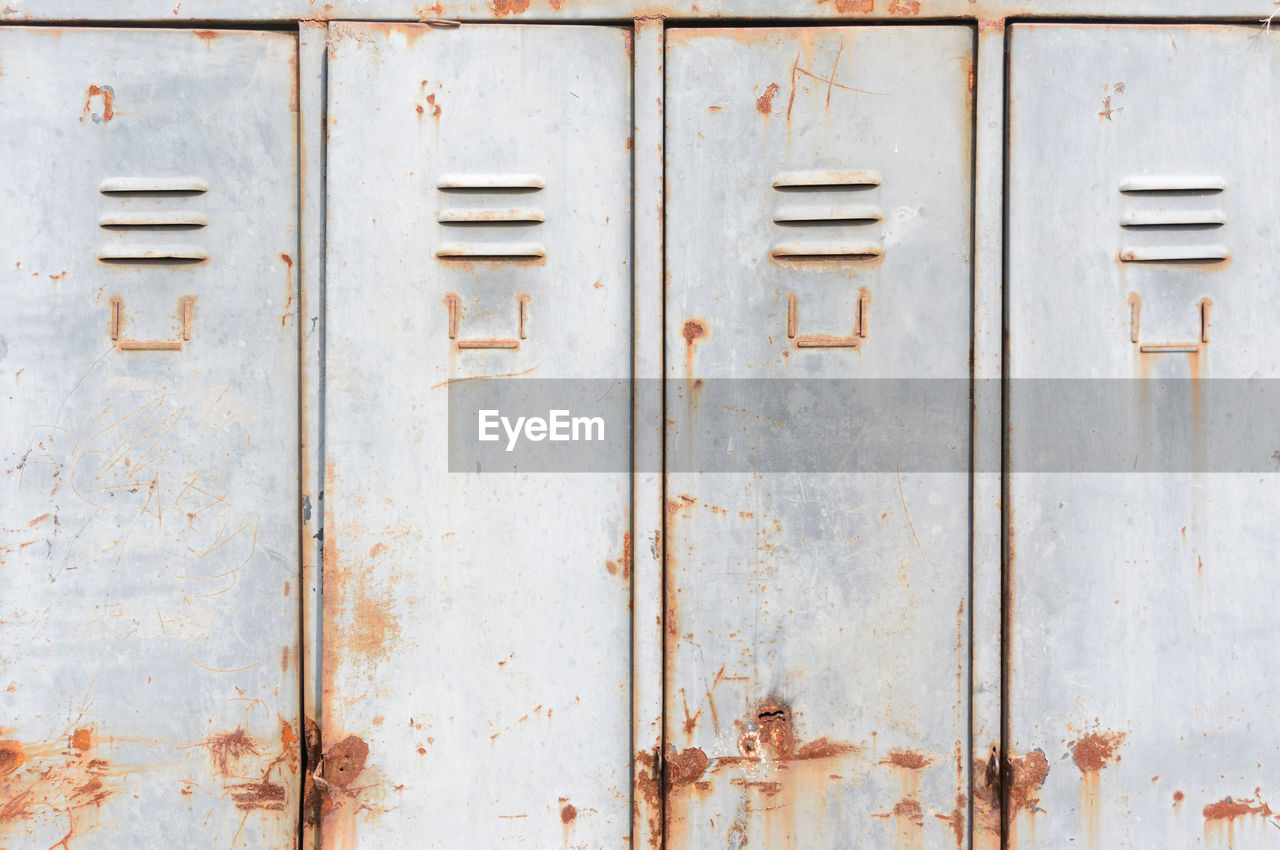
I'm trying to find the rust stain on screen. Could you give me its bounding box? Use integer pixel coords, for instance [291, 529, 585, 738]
[70, 730, 91, 753]
[229, 779, 287, 811]
[1203, 796, 1273, 821]
[887, 0, 919, 12]
[1173, 790, 1185, 804]
[665, 747, 708, 788]
[83, 84, 114, 123]
[0, 741, 23, 776]
[934, 793, 966, 848]
[756, 82, 780, 115]
[893, 797, 924, 825]
[682, 319, 706, 345]
[1007, 748, 1050, 818]
[606, 531, 631, 580]
[882, 749, 932, 770]
[198, 728, 259, 776]
[793, 737, 858, 760]
[194, 29, 217, 40]
[634, 748, 661, 850]
[1071, 730, 1126, 773]
[820, 0, 874, 10]
[489, 0, 531, 14]
[559, 800, 577, 824]
[751, 700, 794, 759]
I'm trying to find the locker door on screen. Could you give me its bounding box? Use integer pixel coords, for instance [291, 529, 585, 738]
[664, 27, 974, 848]
[322, 23, 633, 848]
[1007, 24, 1280, 848]
[0, 28, 300, 850]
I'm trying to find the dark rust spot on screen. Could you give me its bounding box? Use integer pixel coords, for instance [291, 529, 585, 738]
[1071, 730, 1126, 773]
[0, 740, 24, 776]
[71, 729, 92, 752]
[1203, 796, 1273, 821]
[324, 735, 369, 788]
[793, 737, 859, 760]
[1173, 790, 1185, 803]
[559, 801, 577, 824]
[893, 797, 924, 825]
[756, 82, 780, 115]
[194, 29, 217, 40]
[682, 320, 706, 345]
[665, 747, 708, 788]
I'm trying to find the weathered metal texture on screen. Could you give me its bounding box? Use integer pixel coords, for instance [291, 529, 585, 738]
[1006, 22, 1280, 850]
[321, 21, 633, 848]
[4, 0, 1280, 23]
[0, 26, 301, 850]
[664, 26, 973, 848]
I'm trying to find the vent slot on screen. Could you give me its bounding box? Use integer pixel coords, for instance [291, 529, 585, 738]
[437, 174, 545, 193]
[99, 211, 208, 230]
[97, 248, 209, 265]
[99, 177, 208, 197]
[1117, 245, 1228, 264]
[436, 244, 546, 261]
[773, 205, 882, 225]
[1120, 210, 1225, 228]
[770, 242, 883, 263]
[773, 170, 881, 191]
[437, 208, 544, 225]
[1119, 176, 1225, 194]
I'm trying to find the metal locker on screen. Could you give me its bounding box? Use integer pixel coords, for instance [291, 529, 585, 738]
[0, 27, 300, 850]
[664, 26, 974, 848]
[321, 22, 633, 848]
[1007, 23, 1280, 849]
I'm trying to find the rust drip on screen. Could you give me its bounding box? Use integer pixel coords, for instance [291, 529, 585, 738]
[606, 531, 631, 579]
[1070, 730, 1126, 773]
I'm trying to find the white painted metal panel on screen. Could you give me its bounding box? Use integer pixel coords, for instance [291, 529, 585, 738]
[1007, 23, 1280, 849]
[0, 27, 300, 850]
[664, 26, 974, 849]
[322, 22, 633, 848]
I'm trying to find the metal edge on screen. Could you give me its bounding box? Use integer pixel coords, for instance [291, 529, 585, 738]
[298, 20, 328, 850]
[632, 15, 666, 850]
[971, 19, 1005, 850]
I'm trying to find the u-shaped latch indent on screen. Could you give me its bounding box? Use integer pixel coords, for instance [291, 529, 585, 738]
[1127, 292, 1211, 354]
[109, 295, 195, 351]
[445, 292, 530, 350]
[786, 288, 869, 349]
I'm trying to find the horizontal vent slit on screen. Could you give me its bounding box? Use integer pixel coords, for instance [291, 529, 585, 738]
[97, 248, 209, 264]
[436, 243, 546, 261]
[99, 212, 208, 229]
[437, 208, 545, 224]
[1118, 176, 1225, 194]
[773, 170, 881, 190]
[1138, 343, 1201, 354]
[771, 242, 883, 263]
[773, 205, 882, 224]
[99, 177, 208, 195]
[1120, 212, 1225, 228]
[437, 174, 545, 192]
[1118, 245, 1228, 263]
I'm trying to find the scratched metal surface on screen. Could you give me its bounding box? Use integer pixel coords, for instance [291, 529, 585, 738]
[0, 27, 300, 850]
[321, 22, 633, 849]
[663, 26, 974, 848]
[3, 0, 1280, 23]
[1006, 23, 1280, 849]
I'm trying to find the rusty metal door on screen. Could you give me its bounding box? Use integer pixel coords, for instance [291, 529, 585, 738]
[663, 26, 975, 848]
[1006, 23, 1280, 849]
[321, 22, 634, 848]
[0, 27, 301, 849]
